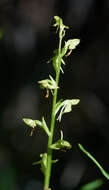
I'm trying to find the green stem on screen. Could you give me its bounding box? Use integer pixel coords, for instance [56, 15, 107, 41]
[44, 32, 62, 190]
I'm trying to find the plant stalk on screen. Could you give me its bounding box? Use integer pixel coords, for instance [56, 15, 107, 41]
[44, 31, 62, 190]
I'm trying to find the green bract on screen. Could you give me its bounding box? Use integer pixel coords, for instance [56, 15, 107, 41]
[52, 51, 60, 72]
[23, 117, 50, 136]
[55, 99, 80, 122]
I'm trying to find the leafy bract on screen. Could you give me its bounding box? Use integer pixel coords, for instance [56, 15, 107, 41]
[23, 117, 50, 136]
[52, 53, 60, 72]
[55, 99, 80, 122]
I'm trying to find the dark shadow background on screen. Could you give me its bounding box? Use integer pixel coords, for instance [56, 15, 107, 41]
[0, 0, 109, 189]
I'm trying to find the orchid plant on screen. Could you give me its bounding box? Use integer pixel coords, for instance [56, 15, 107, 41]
[22, 16, 109, 190]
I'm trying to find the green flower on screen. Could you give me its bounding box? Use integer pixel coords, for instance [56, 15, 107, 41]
[53, 16, 69, 30]
[55, 99, 80, 122]
[49, 139, 72, 150]
[23, 117, 50, 136]
[38, 75, 59, 90]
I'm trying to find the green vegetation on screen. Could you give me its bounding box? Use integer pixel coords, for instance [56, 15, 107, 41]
[22, 16, 109, 190]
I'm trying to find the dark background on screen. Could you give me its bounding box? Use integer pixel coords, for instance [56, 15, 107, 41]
[0, 0, 109, 189]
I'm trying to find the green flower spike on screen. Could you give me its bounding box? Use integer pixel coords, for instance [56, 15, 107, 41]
[23, 117, 50, 136]
[52, 16, 80, 74]
[55, 99, 80, 122]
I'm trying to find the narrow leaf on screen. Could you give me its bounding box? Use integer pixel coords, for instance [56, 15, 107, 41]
[78, 144, 109, 180]
[41, 117, 51, 136]
[80, 179, 103, 190]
